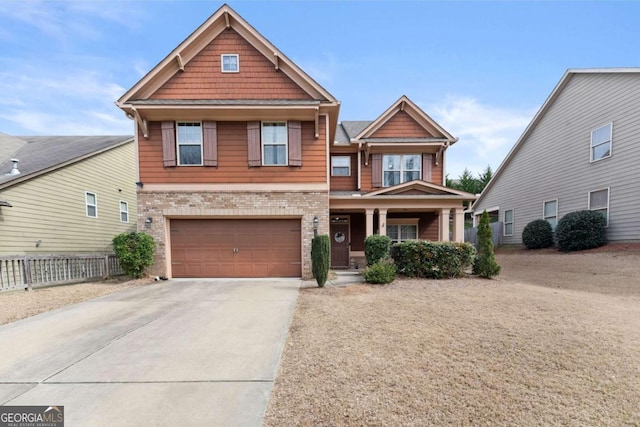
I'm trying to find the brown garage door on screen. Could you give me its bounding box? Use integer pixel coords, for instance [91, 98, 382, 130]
[170, 219, 301, 278]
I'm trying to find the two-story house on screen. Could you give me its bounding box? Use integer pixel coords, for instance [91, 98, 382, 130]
[117, 4, 474, 279]
[473, 68, 640, 244]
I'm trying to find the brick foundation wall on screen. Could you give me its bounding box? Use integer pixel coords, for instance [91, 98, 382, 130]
[138, 191, 329, 279]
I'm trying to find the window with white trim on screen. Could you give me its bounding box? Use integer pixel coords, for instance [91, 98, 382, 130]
[86, 192, 97, 218]
[177, 122, 203, 165]
[120, 201, 129, 223]
[543, 199, 558, 230]
[591, 123, 612, 162]
[503, 209, 514, 236]
[589, 188, 609, 226]
[221, 54, 239, 73]
[386, 219, 419, 244]
[331, 156, 351, 176]
[262, 122, 288, 166]
[383, 154, 421, 187]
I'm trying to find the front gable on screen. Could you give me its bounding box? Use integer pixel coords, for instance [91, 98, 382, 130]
[369, 110, 434, 139]
[150, 28, 312, 101]
[365, 180, 475, 199]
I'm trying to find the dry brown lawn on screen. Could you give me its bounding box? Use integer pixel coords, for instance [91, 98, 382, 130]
[0, 278, 152, 325]
[264, 246, 640, 426]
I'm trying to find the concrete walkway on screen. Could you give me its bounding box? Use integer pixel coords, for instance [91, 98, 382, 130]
[0, 278, 300, 426]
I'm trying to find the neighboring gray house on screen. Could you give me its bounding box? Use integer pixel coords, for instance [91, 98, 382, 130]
[472, 68, 640, 244]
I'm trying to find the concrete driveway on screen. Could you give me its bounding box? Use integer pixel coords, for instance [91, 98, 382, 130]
[0, 278, 300, 426]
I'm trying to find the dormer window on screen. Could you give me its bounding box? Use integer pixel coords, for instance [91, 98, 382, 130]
[221, 54, 239, 73]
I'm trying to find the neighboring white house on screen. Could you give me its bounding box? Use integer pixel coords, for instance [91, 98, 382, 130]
[472, 68, 640, 244]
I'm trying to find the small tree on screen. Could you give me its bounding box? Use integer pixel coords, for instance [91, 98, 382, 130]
[112, 232, 155, 278]
[311, 235, 330, 287]
[365, 235, 392, 266]
[473, 210, 501, 278]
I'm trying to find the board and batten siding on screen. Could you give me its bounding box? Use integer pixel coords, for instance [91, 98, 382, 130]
[0, 143, 137, 255]
[474, 72, 640, 244]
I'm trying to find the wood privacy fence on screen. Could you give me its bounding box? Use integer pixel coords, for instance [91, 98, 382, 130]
[0, 254, 124, 292]
[464, 222, 503, 248]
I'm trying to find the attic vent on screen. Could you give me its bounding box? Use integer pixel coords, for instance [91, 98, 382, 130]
[6, 159, 20, 176]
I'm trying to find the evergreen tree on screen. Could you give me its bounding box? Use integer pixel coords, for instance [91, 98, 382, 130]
[473, 210, 501, 278]
[478, 165, 493, 191]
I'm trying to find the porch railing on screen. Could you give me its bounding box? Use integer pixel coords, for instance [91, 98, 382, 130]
[0, 254, 124, 292]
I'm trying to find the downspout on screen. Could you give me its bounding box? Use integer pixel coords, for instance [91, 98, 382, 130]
[357, 143, 362, 190]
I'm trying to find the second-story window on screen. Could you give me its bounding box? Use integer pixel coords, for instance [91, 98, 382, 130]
[177, 122, 203, 165]
[591, 123, 612, 162]
[262, 122, 288, 166]
[383, 154, 421, 187]
[331, 156, 351, 176]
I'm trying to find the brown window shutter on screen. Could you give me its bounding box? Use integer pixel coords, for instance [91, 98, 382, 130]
[422, 154, 433, 182]
[161, 121, 176, 167]
[203, 121, 218, 167]
[288, 120, 302, 166]
[371, 154, 382, 188]
[247, 121, 261, 167]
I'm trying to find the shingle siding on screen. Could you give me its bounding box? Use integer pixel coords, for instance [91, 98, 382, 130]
[474, 72, 640, 244]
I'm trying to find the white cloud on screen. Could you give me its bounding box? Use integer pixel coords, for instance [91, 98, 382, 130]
[425, 95, 535, 179]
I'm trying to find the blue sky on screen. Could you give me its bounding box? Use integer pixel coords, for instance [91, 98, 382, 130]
[0, 1, 638, 178]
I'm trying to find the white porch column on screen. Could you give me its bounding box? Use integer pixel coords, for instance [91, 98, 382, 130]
[452, 208, 465, 242]
[378, 209, 387, 236]
[439, 208, 450, 242]
[365, 209, 375, 237]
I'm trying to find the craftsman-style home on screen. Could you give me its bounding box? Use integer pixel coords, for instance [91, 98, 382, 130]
[117, 4, 474, 279]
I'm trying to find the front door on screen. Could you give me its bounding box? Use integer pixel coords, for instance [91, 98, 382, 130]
[330, 217, 350, 268]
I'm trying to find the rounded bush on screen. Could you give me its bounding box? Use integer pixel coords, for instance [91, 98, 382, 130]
[555, 210, 607, 252]
[363, 257, 397, 284]
[112, 232, 155, 278]
[365, 235, 392, 266]
[522, 219, 554, 249]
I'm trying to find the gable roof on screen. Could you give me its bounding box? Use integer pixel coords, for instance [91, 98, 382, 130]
[335, 121, 371, 143]
[365, 180, 476, 199]
[473, 67, 640, 209]
[117, 4, 337, 105]
[352, 96, 457, 144]
[0, 133, 27, 165]
[0, 135, 133, 189]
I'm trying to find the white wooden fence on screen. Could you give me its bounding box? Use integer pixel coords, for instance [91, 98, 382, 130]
[0, 254, 124, 292]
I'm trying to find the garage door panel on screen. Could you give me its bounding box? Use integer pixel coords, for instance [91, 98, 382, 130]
[170, 219, 301, 278]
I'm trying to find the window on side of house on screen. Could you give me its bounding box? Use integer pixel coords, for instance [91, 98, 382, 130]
[86, 192, 97, 218]
[331, 156, 351, 176]
[383, 154, 421, 187]
[591, 123, 612, 162]
[177, 122, 203, 165]
[221, 54, 239, 73]
[543, 199, 558, 230]
[120, 201, 129, 223]
[503, 209, 514, 236]
[589, 188, 610, 226]
[386, 219, 419, 244]
[262, 122, 288, 166]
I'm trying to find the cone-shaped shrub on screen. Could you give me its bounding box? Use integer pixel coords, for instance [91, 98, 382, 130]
[473, 210, 501, 278]
[311, 234, 330, 287]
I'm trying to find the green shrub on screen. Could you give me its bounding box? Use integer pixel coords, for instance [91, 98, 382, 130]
[112, 232, 156, 278]
[311, 234, 330, 287]
[365, 235, 392, 266]
[473, 210, 501, 278]
[555, 210, 607, 252]
[522, 219, 554, 249]
[390, 240, 476, 279]
[363, 257, 397, 284]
